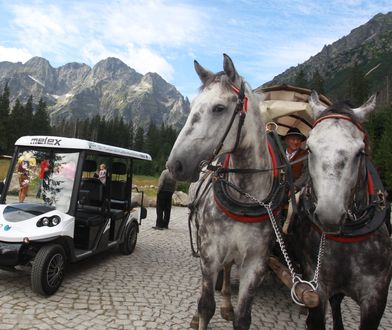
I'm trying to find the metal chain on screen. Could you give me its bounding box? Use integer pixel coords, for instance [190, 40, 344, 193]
[243, 190, 326, 306]
[243, 192, 298, 278]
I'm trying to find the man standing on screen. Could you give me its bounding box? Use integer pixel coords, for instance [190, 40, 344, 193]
[153, 165, 177, 230]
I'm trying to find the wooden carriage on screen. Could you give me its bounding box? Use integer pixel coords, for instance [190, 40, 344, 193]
[253, 85, 332, 308]
[254, 84, 332, 137]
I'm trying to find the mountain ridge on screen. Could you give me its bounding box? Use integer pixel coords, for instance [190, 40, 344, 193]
[0, 56, 190, 130]
[263, 12, 392, 103]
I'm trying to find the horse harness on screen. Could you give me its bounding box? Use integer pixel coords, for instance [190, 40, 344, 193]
[301, 114, 388, 242]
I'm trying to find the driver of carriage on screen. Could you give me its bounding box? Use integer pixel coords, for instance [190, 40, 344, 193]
[284, 127, 308, 193]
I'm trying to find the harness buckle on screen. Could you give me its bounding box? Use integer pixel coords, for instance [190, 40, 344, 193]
[377, 190, 386, 209]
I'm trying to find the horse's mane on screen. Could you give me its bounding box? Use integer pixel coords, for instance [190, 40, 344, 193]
[318, 101, 361, 126]
[199, 71, 243, 93]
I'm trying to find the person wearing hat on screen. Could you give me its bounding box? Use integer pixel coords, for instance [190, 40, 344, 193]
[281, 127, 309, 234]
[284, 127, 308, 192]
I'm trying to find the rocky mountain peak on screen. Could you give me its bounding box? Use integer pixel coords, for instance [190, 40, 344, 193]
[0, 56, 190, 130]
[91, 57, 142, 83]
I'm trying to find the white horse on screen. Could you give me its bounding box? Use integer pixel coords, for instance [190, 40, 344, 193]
[295, 92, 392, 329]
[167, 54, 285, 329]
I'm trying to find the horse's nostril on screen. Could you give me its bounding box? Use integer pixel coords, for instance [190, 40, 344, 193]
[175, 160, 183, 174]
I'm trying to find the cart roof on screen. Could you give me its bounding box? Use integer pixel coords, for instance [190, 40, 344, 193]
[254, 84, 332, 137]
[15, 136, 152, 161]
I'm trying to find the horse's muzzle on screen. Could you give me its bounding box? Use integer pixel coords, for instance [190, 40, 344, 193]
[314, 211, 345, 235]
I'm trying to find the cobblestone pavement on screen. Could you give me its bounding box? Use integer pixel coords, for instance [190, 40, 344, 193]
[0, 207, 391, 329]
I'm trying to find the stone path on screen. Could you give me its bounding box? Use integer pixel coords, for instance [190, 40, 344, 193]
[0, 206, 391, 329]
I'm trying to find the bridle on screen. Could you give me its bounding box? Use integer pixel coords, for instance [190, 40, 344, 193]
[303, 113, 387, 239]
[200, 80, 248, 169]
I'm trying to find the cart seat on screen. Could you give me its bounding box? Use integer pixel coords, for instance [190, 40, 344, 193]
[111, 162, 128, 210]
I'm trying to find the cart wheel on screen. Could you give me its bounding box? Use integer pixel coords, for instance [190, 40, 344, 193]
[31, 244, 66, 296]
[120, 222, 138, 255]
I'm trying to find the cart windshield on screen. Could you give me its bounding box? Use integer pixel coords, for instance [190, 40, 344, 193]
[4, 149, 79, 213]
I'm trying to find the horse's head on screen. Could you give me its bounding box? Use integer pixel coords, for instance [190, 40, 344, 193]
[307, 91, 377, 233]
[167, 54, 261, 181]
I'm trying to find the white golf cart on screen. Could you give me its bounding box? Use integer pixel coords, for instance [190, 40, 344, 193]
[0, 136, 151, 295]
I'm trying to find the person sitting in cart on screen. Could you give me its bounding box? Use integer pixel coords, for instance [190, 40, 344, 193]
[284, 127, 308, 192]
[94, 163, 107, 184]
[282, 127, 308, 233]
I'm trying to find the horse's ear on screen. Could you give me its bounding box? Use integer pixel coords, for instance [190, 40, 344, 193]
[194, 60, 213, 85]
[352, 93, 377, 122]
[309, 90, 327, 119]
[223, 54, 240, 84]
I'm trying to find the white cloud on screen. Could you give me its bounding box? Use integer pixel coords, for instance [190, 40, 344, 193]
[0, 45, 32, 63]
[81, 41, 174, 80]
[6, 1, 205, 71]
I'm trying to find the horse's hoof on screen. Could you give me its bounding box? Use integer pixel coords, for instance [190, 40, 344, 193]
[220, 306, 234, 321]
[190, 315, 199, 329]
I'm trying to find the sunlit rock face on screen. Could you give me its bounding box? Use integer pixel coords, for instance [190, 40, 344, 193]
[0, 56, 190, 130]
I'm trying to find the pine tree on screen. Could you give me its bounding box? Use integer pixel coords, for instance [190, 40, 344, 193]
[24, 95, 34, 134]
[310, 70, 325, 94]
[0, 84, 11, 153]
[347, 63, 368, 106]
[294, 69, 309, 88]
[8, 99, 26, 146]
[32, 98, 51, 135]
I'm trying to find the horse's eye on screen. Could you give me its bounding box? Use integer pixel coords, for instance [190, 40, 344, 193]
[212, 104, 226, 113]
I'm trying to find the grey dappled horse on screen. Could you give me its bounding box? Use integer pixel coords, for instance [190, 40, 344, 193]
[167, 55, 276, 329]
[295, 92, 392, 329]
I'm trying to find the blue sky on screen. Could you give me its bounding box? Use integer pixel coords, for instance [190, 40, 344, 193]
[0, 0, 390, 100]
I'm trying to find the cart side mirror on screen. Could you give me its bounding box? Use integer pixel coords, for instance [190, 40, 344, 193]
[140, 206, 147, 220]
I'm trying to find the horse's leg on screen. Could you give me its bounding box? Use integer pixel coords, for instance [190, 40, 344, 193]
[358, 291, 389, 330]
[220, 261, 234, 321]
[196, 256, 220, 330]
[306, 299, 327, 330]
[329, 293, 344, 330]
[233, 259, 267, 330]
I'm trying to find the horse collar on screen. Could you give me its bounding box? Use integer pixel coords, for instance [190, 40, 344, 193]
[213, 135, 287, 223]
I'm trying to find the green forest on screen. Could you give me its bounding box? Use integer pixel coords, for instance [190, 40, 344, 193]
[0, 84, 178, 176]
[0, 68, 391, 195]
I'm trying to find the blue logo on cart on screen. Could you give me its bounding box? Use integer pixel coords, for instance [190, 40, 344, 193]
[4, 225, 11, 231]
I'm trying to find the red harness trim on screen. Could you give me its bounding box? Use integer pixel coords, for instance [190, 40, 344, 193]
[214, 195, 280, 222]
[311, 223, 372, 243]
[367, 169, 375, 195]
[217, 141, 280, 223]
[231, 84, 248, 113]
[313, 114, 368, 147]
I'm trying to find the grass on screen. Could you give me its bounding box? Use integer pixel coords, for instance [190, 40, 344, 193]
[132, 175, 159, 198]
[132, 174, 190, 198]
[0, 158, 12, 181]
